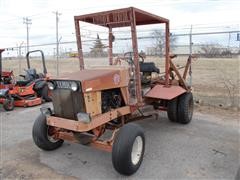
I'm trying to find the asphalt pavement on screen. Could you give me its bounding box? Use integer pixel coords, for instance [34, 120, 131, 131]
[1, 104, 239, 179]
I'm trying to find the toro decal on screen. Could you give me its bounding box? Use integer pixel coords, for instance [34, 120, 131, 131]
[113, 73, 121, 85]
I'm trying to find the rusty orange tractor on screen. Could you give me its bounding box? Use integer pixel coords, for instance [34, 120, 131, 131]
[32, 7, 195, 175]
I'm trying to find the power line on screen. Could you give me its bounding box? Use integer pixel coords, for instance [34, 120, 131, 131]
[4, 30, 240, 50]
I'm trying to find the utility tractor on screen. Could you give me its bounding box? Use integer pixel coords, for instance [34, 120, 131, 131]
[32, 7, 195, 175]
[0, 50, 51, 111]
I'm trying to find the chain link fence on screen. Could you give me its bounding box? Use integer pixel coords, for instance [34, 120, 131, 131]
[1, 30, 240, 108]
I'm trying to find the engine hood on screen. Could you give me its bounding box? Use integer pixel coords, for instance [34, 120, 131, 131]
[52, 68, 129, 92]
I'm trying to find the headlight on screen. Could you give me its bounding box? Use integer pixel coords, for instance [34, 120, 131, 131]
[77, 112, 91, 123]
[70, 81, 78, 91]
[47, 81, 55, 90]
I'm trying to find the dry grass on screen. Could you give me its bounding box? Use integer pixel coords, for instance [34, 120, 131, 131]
[2, 55, 240, 108]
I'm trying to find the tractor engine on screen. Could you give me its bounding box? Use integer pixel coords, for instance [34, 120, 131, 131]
[101, 89, 123, 113]
[47, 68, 129, 121]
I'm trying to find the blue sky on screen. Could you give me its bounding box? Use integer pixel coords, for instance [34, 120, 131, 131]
[0, 0, 239, 53]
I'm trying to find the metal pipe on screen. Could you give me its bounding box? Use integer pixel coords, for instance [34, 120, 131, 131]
[130, 8, 142, 104]
[75, 19, 84, 70]
[108, 27, 113, 65]
[165, 22, 170, 86]
[26, 50, 47, 75]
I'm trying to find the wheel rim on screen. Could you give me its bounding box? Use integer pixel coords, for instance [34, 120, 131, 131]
[131, 136, 143, 165]
[47, 126, 59, 143]
[4, 98, 14, 110]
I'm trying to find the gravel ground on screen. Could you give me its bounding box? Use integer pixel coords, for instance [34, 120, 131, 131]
[0, 104, 239, 179]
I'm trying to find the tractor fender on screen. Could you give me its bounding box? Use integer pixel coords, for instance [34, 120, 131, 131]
[34, 80, 47, 90]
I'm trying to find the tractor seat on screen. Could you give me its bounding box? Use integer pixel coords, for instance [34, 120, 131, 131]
[139, 62, 160, 73]
[25, 68, 38, 80]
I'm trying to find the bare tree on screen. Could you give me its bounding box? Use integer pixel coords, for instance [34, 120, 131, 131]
[152, 29, 177, 56]
[199, 44, 232, 58]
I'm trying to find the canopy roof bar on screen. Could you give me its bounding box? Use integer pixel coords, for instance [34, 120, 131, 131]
[74, 7, 169, 28]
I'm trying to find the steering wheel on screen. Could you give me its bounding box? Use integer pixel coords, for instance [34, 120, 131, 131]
[113, 51, 146, 65]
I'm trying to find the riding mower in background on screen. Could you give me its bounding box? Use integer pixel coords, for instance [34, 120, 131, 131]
[0, 49, 51, 111]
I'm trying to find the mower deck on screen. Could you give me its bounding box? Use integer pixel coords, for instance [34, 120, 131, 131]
[0, 97, 42, 107]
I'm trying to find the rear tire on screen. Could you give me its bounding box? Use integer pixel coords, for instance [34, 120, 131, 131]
[167, 98, 178, 122]
[112, 123, 145, 175]
[32, 114, 63, 151]
[3, 97, 14, 111]
[177, 92, 194, 124]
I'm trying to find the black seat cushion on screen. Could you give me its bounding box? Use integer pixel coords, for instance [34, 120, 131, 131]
[25, 68, 38, 81]
[16, 79, 32, 86]
[140, 62, 160, 73]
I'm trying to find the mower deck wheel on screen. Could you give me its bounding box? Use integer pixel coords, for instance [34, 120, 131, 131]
[3, 97, 14, 111]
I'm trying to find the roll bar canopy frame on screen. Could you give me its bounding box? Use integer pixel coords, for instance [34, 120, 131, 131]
[74, 7, 170, 104]
[26, 50, 47, 75]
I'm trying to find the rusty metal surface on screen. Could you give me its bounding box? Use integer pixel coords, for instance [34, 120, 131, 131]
[183, 56, 192, 80]
[53, 68, 129, 92]
[130, 8, 142, 105]
[169, 60, 188, 90]
[74, 20, 84, 70]
[82, 68, 129, 92]
[57, 131, 79, 143]
[54, 69, 118, 81]
[74, 7, 168, 28]
[144, 85, 186, 100]
[47, 106, 131, 132]
[89, 141, 112, 152]
[57, 131, 112, 152]
[108, 27, 113, 65]
[165, 22, 170, 86]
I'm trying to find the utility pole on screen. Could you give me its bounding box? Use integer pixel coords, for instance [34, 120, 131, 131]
[23, 17, 32, 53]
[18, 41, 24, 75]
[53, 11, 61, 76]
[228, 32, 231, 49]
[189, 25, 193, 56]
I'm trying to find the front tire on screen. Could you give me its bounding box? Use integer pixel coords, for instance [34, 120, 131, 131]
[112, 123, 145, 175]
[32, 114, 63, 151]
